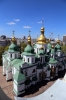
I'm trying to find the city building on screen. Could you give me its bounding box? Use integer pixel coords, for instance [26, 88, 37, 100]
[2, 26, 66, 96]
[63, 35, 66, 45]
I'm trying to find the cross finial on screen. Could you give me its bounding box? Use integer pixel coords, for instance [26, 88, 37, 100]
[28, 30, 31, 36]
[42, 20, 44, 27]
[12, 30, 15, 37]
[58, 34, 59, 39]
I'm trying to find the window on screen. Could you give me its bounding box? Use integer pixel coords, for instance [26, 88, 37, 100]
[32, 69, 36, 73]
[11, 54, 12, 58]
[28, 58, 29, 62]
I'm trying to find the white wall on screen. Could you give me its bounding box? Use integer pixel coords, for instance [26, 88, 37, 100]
[23, 65, 37, 77]
[23, 55, 35, 64]
[6, 66, 12, 81]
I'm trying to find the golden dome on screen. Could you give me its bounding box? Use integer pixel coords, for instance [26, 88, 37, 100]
[27, 34, 31, 45]
[52, 45, 54, 48]
[37, 34, 46, 44]
[11, 31, 17, 44]
[36, 26, 46, 44]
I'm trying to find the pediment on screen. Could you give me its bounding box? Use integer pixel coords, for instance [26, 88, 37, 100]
[22, 62, 29, 69]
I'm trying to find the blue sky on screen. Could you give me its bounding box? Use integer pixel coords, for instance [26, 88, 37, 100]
[0, 0, 66, 40]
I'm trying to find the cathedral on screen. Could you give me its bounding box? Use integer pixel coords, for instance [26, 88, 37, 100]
[2, 26, 66, 96]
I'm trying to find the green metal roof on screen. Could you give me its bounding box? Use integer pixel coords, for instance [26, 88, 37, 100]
[49, 58, 58, 64]
[47, 43, 52, 49]
[24, 44, 34, 53]
[55, 44, 61, 50]
[11, 58, 22, 66]
[6, 63, 11, 70]
[38, 49, 45, 55]
[8, 43, 19, 52]
[51, 48, 55, 54]
[13, 71, 25, 82]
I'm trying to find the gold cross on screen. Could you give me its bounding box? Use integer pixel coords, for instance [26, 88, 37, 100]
[42, 20, 44, 26]
[28, 30, 31, 36]
[12, 30, 15, 37]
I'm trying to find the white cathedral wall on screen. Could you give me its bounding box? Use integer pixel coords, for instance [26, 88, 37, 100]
[13, 67, 17, 75]
[23, 66, 37, 77]
[6, 66, 12, 81]
[18, 84, 25, 92]
[57, 52, 61, 57]
[37, 69, 42, 80]
[23, 55, 35, 64]
[46, 70, 50, 78]
[8, 52, 19, 59]
[34, 44, 47, 54]
[14, 82, 17, 92]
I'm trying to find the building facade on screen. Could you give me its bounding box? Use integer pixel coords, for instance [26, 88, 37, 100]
[2, 26, 66, 96]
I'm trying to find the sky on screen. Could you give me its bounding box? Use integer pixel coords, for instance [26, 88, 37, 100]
[0, 0, 66, 40]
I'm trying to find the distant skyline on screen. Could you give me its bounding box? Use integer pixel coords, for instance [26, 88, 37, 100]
[0, 0, 66, 40]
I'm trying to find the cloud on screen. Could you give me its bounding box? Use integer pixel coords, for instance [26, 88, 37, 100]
[6, 22, 16, 25]
[37, 21, 42, 24]
[23, 26, 32, 28]
[14, 19, 20, 22]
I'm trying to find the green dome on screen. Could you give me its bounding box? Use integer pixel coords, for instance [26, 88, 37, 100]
[55, 44, 61, 50]
[8, 43, 19, 52]
[49, 58, 58, 64]
[38, 49, 45, 55]
[47, 43, 52, 49]
[24, 44, 34, 53]
[51, 48, 55, 54]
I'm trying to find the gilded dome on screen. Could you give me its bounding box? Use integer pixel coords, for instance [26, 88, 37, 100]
[36, 26, 46, 44]
[37, 34, 46, 44]
[11, 31, 17, 44]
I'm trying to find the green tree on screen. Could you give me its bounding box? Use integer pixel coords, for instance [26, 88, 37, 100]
[61, 46, 66, 53]
[20, 42, 27, 52]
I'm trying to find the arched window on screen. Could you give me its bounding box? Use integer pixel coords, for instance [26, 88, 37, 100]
[28, 58, 29, 62]
[11, 54, 12, 58]
[32, 69, 36, 73]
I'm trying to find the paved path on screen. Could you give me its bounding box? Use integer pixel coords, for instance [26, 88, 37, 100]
[0, 66, 65, 100]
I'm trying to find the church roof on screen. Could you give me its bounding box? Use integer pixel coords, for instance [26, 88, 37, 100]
[13, 71, 25, 82]
[47, 43, 52, 49]
[8, 43, 19, 52]
[38, 49, 45, 55]
[49, 58, 58, 64]
[51, 48, 55, 54]
[24, 44, 34, 53]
